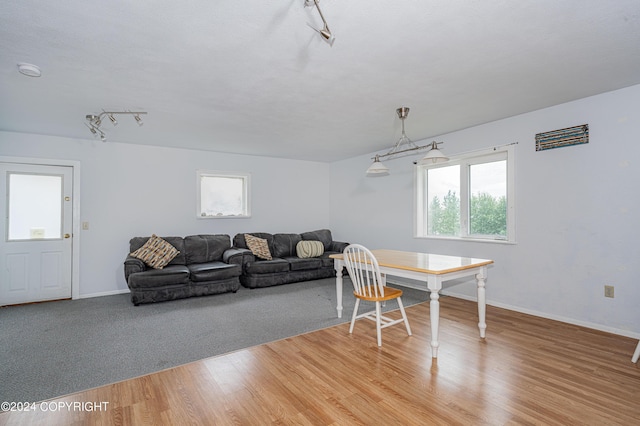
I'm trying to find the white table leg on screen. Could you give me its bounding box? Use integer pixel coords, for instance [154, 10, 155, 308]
[334, 260, 343, 318]
[632, 341, 640, 363]
[430, 290, 440, 358]
[476, 267, 487, 339]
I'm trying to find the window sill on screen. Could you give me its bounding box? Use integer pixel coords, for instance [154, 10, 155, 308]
[197, 215, 252, 219]
[413, 235, 516, 245]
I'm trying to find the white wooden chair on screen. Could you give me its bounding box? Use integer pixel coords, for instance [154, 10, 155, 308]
[632, 341, 640, 363]
[343, 244, 412, 346]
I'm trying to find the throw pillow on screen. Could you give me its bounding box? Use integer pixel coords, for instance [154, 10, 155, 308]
[245, 234, 273, 260]
[130, 234, 180, 269]
[296, 240, 324, 258]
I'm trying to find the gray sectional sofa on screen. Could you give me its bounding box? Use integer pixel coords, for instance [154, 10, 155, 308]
[124, 234, 243, 305]
[232, 229, 348, 289]
[123, 229, 348, 304]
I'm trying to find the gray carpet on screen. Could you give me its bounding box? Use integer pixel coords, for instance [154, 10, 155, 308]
[0, 278, 428, 404]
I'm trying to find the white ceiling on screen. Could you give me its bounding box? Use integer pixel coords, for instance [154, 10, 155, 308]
[1, 0, 640, 162]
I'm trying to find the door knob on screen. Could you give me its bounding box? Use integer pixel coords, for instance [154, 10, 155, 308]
[64, 234, 71, 239]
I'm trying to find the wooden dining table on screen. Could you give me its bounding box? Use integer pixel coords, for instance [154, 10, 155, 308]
[330, 249, 494, 358]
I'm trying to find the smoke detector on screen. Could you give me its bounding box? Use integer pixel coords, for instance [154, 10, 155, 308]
[17, 63, 42, 77]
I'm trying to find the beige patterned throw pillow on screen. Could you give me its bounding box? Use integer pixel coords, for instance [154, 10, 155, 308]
[130, 234, 180, 269]
[296, 240, 324, 258]
[244, 234, 273, 260]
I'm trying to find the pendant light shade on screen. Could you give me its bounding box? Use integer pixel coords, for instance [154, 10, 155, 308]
[418, 141, 449, 164]
[366, 155, 390, 176]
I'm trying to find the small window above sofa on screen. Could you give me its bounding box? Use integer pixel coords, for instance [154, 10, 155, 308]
[197, 170, 251, 218]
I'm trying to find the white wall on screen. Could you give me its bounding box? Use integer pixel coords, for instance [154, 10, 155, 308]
[0, 132, 334, 297]
[329, 84, 640, 337]
[2, 84, 639, 337]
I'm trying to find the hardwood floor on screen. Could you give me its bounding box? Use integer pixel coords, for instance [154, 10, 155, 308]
[1, 297, 639, 425]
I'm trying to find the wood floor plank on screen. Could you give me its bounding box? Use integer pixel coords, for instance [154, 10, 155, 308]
[1, 297, 639, 425]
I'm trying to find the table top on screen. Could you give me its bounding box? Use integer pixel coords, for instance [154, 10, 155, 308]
[330, 249, 493, 275]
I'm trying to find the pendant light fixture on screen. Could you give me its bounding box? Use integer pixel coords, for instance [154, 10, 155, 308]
[366, 107, 448, 176]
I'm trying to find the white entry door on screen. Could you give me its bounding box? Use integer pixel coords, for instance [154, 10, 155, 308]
[0, 163, 73, 306]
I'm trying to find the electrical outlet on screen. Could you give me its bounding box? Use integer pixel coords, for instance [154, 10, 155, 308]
[604, 285, 614, 298]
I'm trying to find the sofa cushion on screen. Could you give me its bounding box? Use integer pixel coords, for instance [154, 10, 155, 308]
[184, 234, 231, 264]
[130, 236, 186, 266]
[127, 265, 190, 289]
[245, 234, 273, 260]
[130, 234, 180, 269]
[300, 229, 333, 251]
[286, 257, 322, 271]
[296, 240, 324, 258]
[187, 262, 241, 282]
[272, 233, 302, 258]
[245, 259, 290, 274]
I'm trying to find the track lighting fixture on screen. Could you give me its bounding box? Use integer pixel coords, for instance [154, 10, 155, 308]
[366, 107, 449, 176]
[305, 0, 334, 45]
[85, 110, 147, 142]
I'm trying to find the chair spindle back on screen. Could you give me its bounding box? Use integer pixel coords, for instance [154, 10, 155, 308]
[343, 244, 385, 298]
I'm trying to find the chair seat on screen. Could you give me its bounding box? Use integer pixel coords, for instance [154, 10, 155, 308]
[353, 286, 403, 302]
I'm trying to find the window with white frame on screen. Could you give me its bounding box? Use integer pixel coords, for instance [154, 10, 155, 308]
[415, 145, 515, 242]
[197, 171, 251, 218]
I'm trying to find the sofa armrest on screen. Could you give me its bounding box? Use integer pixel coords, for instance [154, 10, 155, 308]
[124, 255, 146, 281]
[329, 240, 349, 253]
[223, 247, 254, 266]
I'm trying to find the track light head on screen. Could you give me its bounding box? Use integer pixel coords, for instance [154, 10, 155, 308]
[305, 0, 335, 44]
[134, 114, 144, 126]
[108, 114, 118, 126]
[320, 26, 332, 40]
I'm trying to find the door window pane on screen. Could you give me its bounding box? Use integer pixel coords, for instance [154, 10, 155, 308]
[8, 173, 62, 240]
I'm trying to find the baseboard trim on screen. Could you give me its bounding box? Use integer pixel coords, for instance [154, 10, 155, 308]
[441, 291, 640, 340]
[77, 288, 130, 299]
